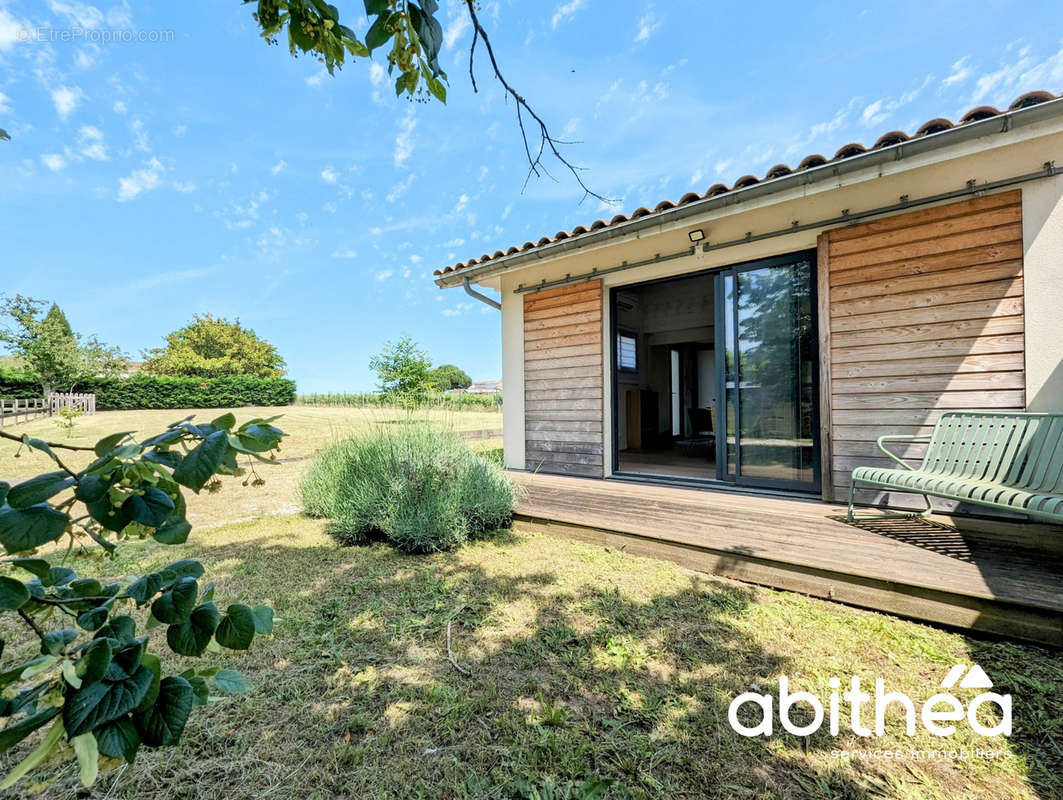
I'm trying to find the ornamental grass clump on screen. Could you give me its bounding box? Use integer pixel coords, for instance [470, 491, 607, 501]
[299, 424, 517, 553]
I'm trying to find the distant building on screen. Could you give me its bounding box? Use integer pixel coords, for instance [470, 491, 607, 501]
[465, 380, 502, 395]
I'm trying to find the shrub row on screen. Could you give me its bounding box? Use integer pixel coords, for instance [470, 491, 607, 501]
[300, 425, 517, 553]
[296, 391, 502, 409]
[0, 374, 296, 409]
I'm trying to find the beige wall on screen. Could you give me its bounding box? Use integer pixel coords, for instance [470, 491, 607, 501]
[494, 124, 1063, 474]
[1022, 173, 1063, 412]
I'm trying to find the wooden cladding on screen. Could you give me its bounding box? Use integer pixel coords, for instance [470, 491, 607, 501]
[524, 280, 604, 476]
[821, 190, 1026, 500]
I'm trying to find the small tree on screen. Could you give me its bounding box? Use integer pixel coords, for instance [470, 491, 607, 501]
[0, 296, 126, 397]
[0, 413, 283, 788]
[428, 364, 472, 391]
[142, 314, 286, 379]
[368, 336, 435, 403]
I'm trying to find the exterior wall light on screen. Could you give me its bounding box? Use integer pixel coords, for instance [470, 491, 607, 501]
[688, 229, 705, 243]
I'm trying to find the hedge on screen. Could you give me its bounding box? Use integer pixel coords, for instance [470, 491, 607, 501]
[0, 374, 296, 409]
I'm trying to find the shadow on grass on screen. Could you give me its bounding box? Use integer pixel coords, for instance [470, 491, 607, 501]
[10, 522, 1059, 800]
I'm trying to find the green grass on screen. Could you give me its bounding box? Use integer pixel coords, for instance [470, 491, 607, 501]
[1, 514, 1058, 799]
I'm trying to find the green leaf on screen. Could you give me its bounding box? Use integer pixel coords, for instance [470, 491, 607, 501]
[0, 482, 7, 504]
[0, 717, 64, 790]
[94, 615, 135, 643]
[72, 732, 99, 786]
[104, 637, 146, 681]
[152, 519, 190, 545]
[172, 430, 229, 492]
[126, 573, 163, 605]
[251, 604, 274, 635]
[76, 598, 114, 631]
[210, 412, 236, 431]
[166, 602, 220, 657]
[187, 674, 209, 706]
[74, 474, 110, 503]
[5, 471, 76, 508]
[134, 675, 193, 747]
[151, 576, 198, 624]
[0, 577, 30, 611]
[365, 11, 393, 51]
[136, 653, 161, 713]
[161, 559, 205, 582]
[213, 668, 248, 695]
[363, 0, 389, 14]
[215, 603, 256, 650]
[0, 129, 8, 142]
[94, 431, 134, 457]
[123, 488, 174, 528]
[426, 73, 446, 103]
[8, 558, 49, 581]
[40, 628, 78, 655]
[0, 504, 70, 553]
[76, 638, 113, 684]
[0, 706, 60, 753]
[63, 664, 154, 737]
[94, 718, 140, 763]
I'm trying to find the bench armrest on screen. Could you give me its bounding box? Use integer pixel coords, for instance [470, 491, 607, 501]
[876, 434, 932, 471]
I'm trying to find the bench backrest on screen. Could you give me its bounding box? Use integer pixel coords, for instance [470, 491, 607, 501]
[922, 412, 1063, 492]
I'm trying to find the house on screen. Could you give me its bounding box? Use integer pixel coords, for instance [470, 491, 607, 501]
[435, 90, 1063, 512]
[466, 380, 503, 395]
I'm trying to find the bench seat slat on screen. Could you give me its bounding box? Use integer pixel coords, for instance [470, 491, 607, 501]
[850, 411, 1063, 524]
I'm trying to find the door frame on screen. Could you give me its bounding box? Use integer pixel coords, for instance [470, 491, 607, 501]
[609, 248, 821, 494]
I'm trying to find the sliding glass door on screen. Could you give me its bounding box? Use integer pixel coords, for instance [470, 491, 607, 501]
[716, 252, 818, 491]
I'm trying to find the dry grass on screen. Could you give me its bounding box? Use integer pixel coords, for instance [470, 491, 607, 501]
[0, 406, 1059, 799]
[0, 405, 502, 528]
[1, 514, 1059, 800]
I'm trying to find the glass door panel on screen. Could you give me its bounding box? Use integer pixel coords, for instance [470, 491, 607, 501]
[714, 255, 817, 491]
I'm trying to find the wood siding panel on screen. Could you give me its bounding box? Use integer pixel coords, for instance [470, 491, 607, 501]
[822, 191, 1025, 502]
[523, 280, 604, 476]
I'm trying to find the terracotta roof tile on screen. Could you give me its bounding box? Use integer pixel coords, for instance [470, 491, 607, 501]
[434, 90, 1062, 277]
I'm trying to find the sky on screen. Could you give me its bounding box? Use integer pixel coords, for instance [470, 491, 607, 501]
[0, 1, 1061, 393]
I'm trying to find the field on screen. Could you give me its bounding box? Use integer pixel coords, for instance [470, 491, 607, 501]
[0, 407, 1060, 800]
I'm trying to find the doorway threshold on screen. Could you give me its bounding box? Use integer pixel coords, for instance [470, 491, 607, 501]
[609, 471, 821, 502]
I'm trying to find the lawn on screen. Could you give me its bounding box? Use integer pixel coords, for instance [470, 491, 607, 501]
[0, 405, 502, 528]
[0, 407, 1060, 799]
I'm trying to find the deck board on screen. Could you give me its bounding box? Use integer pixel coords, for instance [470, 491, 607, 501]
[512, 473, 1063, 646]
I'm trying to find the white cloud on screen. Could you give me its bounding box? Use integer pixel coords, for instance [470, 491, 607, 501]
[443, 237, 465, 247]
[112, 99, 127, 114]
[441, 302, 472, 317]
[861, 99, 885, 126]
[306, 69, 327, 87]
[689, 167, 704, 186]
[130, 119, 149, 151]
[74, 45, 99, 70]
[0, 8, 30, 51]
[394, 110, 416, 168]
[369, 61, 386, 87]
[117, 156, 165, 201]
[51, 86, 85, 120]
[454, 193, 469, 213]
[0, 92, 10, 114]
[270, 159, 287, 175]
[551, 0, 586, 29]
[714, 158, 732, 176]
[386, 173, 415, 202]
[172, 124, 187, 137]
[861, 74, 933, 127]
[942, 56, 971, 88]
[331, 249, 358, 259]
[971, 42, 1063, 105]
[409, 254, 423, 263]
[173, 180, 196, 193]
[375, 269, 393, 281]
[320, 167, 339, 184]
[48, 1, 105, 29]
[444, 7, 470, 48]
[76, 125, 108, 160]
[501, 202, 512, 220]
[42, 153, 67, 171]
[634, 12, 658, 43]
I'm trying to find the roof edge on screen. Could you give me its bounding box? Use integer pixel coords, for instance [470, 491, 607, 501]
[436, 95, 1063, 288]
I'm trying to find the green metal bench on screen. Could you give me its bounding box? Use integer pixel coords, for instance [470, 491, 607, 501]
[846, 411, 1063, 524]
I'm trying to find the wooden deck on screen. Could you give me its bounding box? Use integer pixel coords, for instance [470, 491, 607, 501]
[512, 473, 1063, 647]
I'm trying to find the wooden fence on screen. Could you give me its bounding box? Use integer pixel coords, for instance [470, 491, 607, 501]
[0, 397, 49, 427]
[0, 393, 97, 427]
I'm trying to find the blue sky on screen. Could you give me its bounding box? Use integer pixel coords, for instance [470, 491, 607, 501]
[1, 1, 1060, 392]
